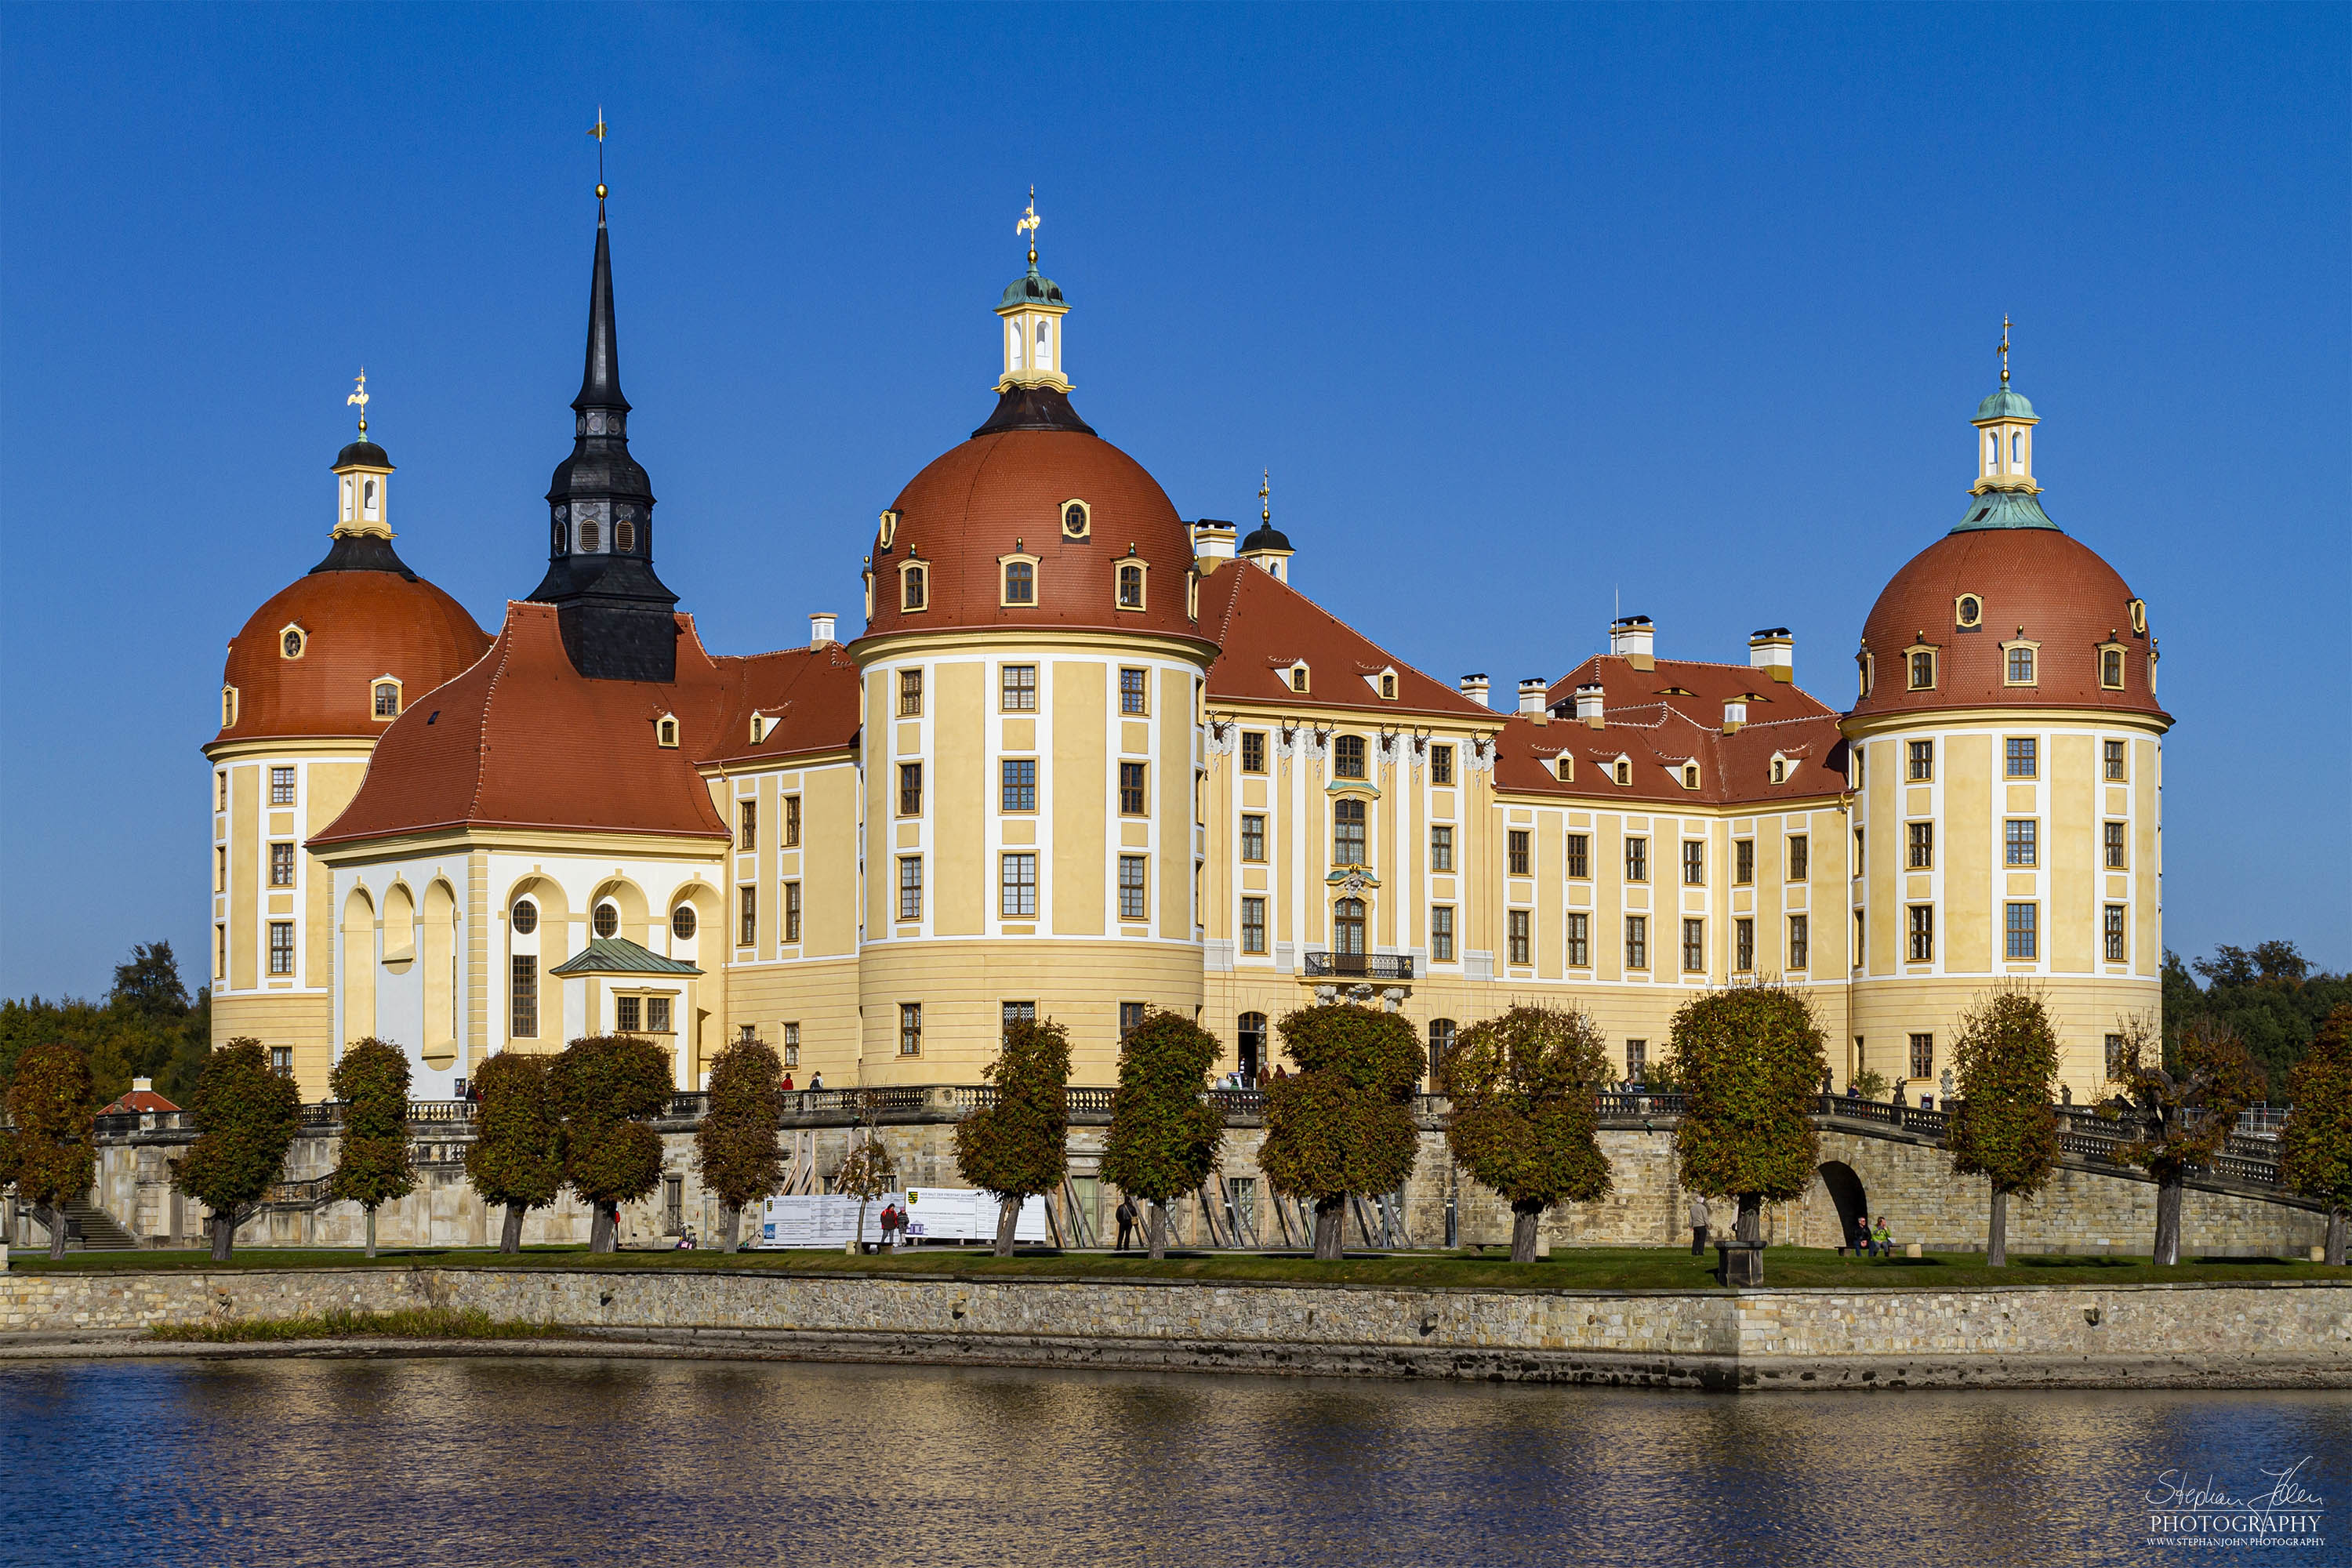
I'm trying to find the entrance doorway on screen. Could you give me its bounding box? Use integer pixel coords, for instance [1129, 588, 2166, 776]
[1237, 1012, 1267, 1083]
[1818, 1161, 1869, 1252]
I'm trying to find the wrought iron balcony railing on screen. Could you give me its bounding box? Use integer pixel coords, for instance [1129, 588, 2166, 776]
[1301, 950, 1415, 981]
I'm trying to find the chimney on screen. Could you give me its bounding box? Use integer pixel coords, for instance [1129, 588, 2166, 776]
[1722, 698, 1747, 733]
[1749, 627, 1794, 684]
[809, 612, 837, 648]
[1517, 678, 1549, 719]
[132, 1077, 153, 1093]
[1459, 673, 1490, 708]
[1192, 519, 1236, 570]
[1610, 615, 1656, 670]
[1574, 682, 1606, 727]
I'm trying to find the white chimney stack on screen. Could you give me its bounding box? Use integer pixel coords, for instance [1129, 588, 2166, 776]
[1517, 678, 1548, 717]
[1192, 519, 1236, 568]
[809, 612, 837, 648]
[1749, 627, 1795, 683]
[1459, 673, 1490, 707]
[1610, 615, 1656, 670]
[1574, 682, 1606, 727]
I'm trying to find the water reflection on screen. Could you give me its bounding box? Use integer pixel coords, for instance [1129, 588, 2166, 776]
[1, 1356, 2344, 1566]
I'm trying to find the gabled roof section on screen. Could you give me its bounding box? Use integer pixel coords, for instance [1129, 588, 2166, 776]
[700, 642, 862, 768]
[549, 935, 702, 977]
[1197, 564, 1494, 721]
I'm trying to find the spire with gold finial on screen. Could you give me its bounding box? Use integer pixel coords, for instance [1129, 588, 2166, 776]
[1260, 468, 1270, 524]
[1998, 314, 2012, 385]
[347, 369, 370, 437]
[1017, 185, 1041, 267]
[590, 107, 608, 205]
[1239, 466, 1294, 582]
[329, 368, 395, 543]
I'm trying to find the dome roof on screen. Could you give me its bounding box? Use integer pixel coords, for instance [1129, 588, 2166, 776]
[1240, 521, 1293, 554]
[212, 542, 491, 746]
[862, 419, 1205, 644]
[1851, 527, 2163, 722]
[334, 438, 392, 469]
[999, 266, 1066, 310]
[1975, 386, 2036, 421]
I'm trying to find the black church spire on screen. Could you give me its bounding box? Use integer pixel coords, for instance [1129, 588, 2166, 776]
[528, 194, 681, 682]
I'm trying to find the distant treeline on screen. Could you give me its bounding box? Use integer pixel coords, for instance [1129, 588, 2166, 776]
[0, 942, 211, 1105]
[2164, 941, 2350, 1101]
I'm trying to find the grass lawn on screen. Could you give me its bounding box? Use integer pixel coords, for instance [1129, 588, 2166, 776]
[13, 1245, 2342, 1292]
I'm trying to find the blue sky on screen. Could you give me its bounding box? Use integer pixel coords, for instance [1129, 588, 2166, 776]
[2, 4, 2345, 997]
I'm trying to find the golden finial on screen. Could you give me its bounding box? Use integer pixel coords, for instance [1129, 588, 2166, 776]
[1016, 186, 1041, 267]
[347, 369, 370, 436]
[590, 108, 608, 200]
[1259, 468, 1271, 524]
[1998, 314, 2012, 385]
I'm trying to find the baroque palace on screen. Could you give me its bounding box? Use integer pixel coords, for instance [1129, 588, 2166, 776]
[205, 191, 2169, 1106]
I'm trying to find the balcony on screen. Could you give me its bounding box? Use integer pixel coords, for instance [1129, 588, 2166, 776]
[1302, 950, 1415, 981]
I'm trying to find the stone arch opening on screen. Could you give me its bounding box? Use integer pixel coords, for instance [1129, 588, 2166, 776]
[1820, 1160, 1870, 1253]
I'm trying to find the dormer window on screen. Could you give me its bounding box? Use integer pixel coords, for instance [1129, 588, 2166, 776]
[1116, 561, 1146, 610]
[281, 626, 306, 660]
[1613, 757, 1632, 786]
[1555, 757, 1573, 782]
[1907, 649, 1936, 691]
[372, 680, 401, 719]
[2099, 644, 2128, 690]
[1955, 594, 1983, 629]
[655, 714, 680, 748]
[2002, 639, 2039, 687]
[1288, 663, 1309, 693]
[876, 510, 899, 551]
[750, 713, 768, 743]
[1682, 764, 1700, 790]
[1381, 672, 1397, 699]
[900, 561, 928, 612]
[1004, 559, 1036, 605]
[1770, 755, 1788, 785]
[221, 686, 238, 728]
[1062, 500, 1090, 539]
[2128, 597, 2147, 635]
[1858, 649, 1875, 698]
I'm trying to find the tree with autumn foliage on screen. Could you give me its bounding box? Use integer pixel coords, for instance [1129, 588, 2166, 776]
[1944, 988, 2062, 1266]
[1669, 985, 1828, 1265]
[172, 1037, 302, 1261]
[1260, 1004, 1421, 1261]
[553, 1035, 672, 1253]
[2279, 1006, 2352, 1266]
[1440, 1004, 1613, 1261]
[833, 1134, 898, 1250]
[695, 1036, 787, 1253]
[1099, 1011, 1222, 1260]
[4, 1044, 96, 1258]
[955, 1017, 1073, 1256]
[328, 1037, 416, 1258]
[466, 1051, 566, 1254]
[2104, 1012, 2264, 1265]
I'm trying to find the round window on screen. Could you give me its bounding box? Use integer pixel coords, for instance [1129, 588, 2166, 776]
[511, 900, 538, 935]
[1956, 595, 1983, 627]
[671, 906, 697, 940]
[593, 902, 619, 938]
[281, 629, 303, 658]
[1063, 501, 1087, 537]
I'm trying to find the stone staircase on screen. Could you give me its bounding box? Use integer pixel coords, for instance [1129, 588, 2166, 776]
[58, 1194, 139, 1250]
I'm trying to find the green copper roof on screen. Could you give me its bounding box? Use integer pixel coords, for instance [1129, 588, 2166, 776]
[1975, 386, 2036, 421]
[548, 936, 703, 978]
[1951, 487, 2060, 533]
[1000, 265, 1067, 310]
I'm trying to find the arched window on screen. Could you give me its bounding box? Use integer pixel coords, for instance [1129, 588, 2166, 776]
[1237, 1011, 1268, 1082]
[1117, 562, 1145, 609]
[1987, 433, 2000, 470]
[361, 478, 378, 519]
[1004, 561, 1035, 604]
[1333, 798, 1367, 866]
[511, 899, 539, 935]
[342, 478, 355, 521]
[615, 517, 636, 554]
[1035, 318, 1052, 369]
[373, 681, 400, 718]
[902, 564, 927, 611]
[1427, 1018, 1457, 1085]
[593, 902, 620, 939]
[671, 905, 697, 940]
[1381, 673, 1396, 699]
[656, 716, 679, 747]
[1333, 734, 1367, 779]
[579, 518, 601, 553]
[1683, 764, 1700, 789]
[1333, 898, 1367, 956]
[1290, 666, 1308, 693]
[1008, 322, 1025, 371]
[2010, 431, 2022, 465]
[553, 516, 568, 554]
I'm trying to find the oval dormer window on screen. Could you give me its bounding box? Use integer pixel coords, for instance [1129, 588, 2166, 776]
[281, 629, 305, 659]
[1956, 595, 1983, 628]
[1063, 501, 1089, 539]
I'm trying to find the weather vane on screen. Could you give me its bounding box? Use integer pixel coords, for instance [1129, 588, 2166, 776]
[1017, 186, 1041, 267]
[347, 369, 370, 436]
[1998, 314, 2012, 385]
[1259, 468, 1271, 524]
[590, 107, 608, 201]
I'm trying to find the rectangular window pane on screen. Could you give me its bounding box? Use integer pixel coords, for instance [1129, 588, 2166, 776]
[1002, 1000, 1038, 1031]
[616, 995, 642, 1033]
[1242, 815, 1266, 862]
[1507, 830, 1530, 877]
[1425, 823, 1451, 871]
[899, 858, 924, 921]
[740, 885, 757, 945]
[1682, 841, 1704, 885]
[1241, 896, 1266, 954]
[899, 1002, 921, 1055]
[784, 795, 802, 847]
[1908, 822, 1934, 869]
[269, 766, 296, 805]
[1120, 1001, 1148, 1035]
[1430, 745, 1453, 785]
[1120, 668, 1147, 715]
[1734, 840, 1754, 885]
[1735, 917, 1755, 971]
[1908, 904, 1933, 961]
[2005, 818, 2038, 867]
[1566, 912, 1590, 967]
[1119, 761, 1146, 815]
[1430, 906, 1454, 962]
[2103, 905, 2126, 962]
[2005, 902, 2038, 959]
[1001, 758, 1037, 812]
[2005, 737, 2038, 778]
[1565, 833, 1589, 880]
[1624, 916, 1647, 970]
[739, 800, 757, 849]
[1854, 909, 1865, 968]
[1625, 837, 1648, 883]
[1241, 731, 1266, 773]
[2103, 739, 2125, 780]
[268, 920, 294, 975]
[510, 956, 537, 1038]
[1001, 853, 1037, 917]
[1909, 1033, 1934, 1080]
[1332, 800, 1366, 866]
[784, 881, 802, 943]
[2104, 821, 2125, 869]
[1333, 735, 1366, 779]
[898, 669, 923, 716]
[1788, 835, 1809, 881]
[1788, 914, 1809, 970]
[1626, 1040, 1647, 1080]
[1119, 856, 1147, 920]
[899, 762, 924, 816]
[1001, 664, 1037, 711]
[269, 842, 295, 887]
[648, 996, 672, 1033]
[1508, 909, 1530, 966]
[2007, 646, 2035, 683]
[1908, 739, 1933, 780]
[1682, 919, 1704, 972]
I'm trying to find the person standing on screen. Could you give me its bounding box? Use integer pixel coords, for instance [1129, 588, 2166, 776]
[1115, 1194, 1139, 1251]
[1689, 1195, 1711, 1257]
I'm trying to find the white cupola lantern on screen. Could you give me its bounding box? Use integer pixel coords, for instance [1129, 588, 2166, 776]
[997, 191, 1071, 394]
[1972, 317, 2039, 494]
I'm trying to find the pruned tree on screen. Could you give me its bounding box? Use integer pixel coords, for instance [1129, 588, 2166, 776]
[1441, 1004, 1614, 1261]
[1670, 984, 1828, 1267]
[1260, 1004, 1421, 1261]
[695, 1036, 786, 1253]
[833, 1133, 898, 1250]
[466, 1051, 566, 1254]
[172, 1036, 302, 1261]
[328, 1037, 416, 1258]
[2278, 1005, 2352, 1265]
[2104, 1011, 2264, 1265]
[5, 1043, 96, 1259]
[955, 1017, 1073, 1256]
[553, 1035, 672, 1253]
[1099, 1011, 1222, 1261]
[1944, 987, 2062, 1266]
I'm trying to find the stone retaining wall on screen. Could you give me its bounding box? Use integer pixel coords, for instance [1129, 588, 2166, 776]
[5, 1266, 2347, 1391]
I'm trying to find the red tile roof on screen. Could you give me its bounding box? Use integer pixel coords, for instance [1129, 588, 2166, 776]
[100, 1086, 180, 1114]
[1196, 563, 1496, 720]
[212, 567, 490, 747]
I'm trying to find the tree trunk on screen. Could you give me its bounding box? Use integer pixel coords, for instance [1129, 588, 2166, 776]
[499, 1202, 525, 1255]
[590, 1203, 615, 1254]
[855, 1200, 869, 1251]
[720, 1200, 742, 1254]
[1735, 1194, 1762, 1244]
[46, 1203, 67, 1261]
[993, 1193, 1022, 1258]
[365, 1207, 378, 1260]
[1148, 1202, 1168, 1261]
[210, 1208, 237, 1262]
[1312, 1197, 1345, 1261]
[1510, 1199, 1544, 1263]
[2326, 1206, 2345, 1268]
[2152, 1174, 2183, 1266]
[1986, 1189, 2008, 1267]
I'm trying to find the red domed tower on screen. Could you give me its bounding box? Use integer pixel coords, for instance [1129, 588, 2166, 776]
[849, 202, 1218, 1082]
[203, 390, 490, 1096]
[1842, 336, 2169, 1100]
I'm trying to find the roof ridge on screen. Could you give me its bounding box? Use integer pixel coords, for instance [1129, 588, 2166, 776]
[463, 607, 524, 827]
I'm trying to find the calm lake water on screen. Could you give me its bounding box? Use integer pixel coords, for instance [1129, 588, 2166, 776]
[2, 1356, 2345, 1566]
